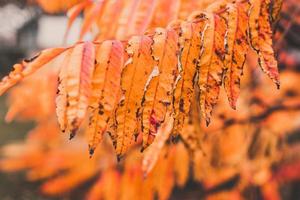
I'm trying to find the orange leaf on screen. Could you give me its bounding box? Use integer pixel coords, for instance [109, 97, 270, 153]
[64, 0, 92, 42]
[223, 2, 250, 109]
[87, 40, 124, 155]
[197, 12, 226, 125]
[115, 35, 155, 157]
[56, 42, 96, 138]
[173, 16, 208, 136]
[141, 27, 179, 149]
[0, 47, 67, 96]
[249, 0, 280, 88]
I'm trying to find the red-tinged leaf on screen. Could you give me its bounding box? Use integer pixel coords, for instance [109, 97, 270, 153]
[142, 115, 174, 176]
[64, 0, 92, 42]
[56, 42, 95, 138]
[141, 27, 179, 149]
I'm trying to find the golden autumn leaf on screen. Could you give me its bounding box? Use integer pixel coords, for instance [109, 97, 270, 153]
[172, 16, 208, 136]
[87, 40, 124, 155]
[141, 28, 179, 149]
[197, 12, 226, 125]
[115, 35, 155, 157]
[222, 2, 250, 109]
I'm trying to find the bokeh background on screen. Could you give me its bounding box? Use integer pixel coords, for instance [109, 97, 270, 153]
[0, 0, 80, 199]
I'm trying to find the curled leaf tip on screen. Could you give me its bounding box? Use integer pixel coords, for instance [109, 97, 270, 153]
[171, 135, 180, 144]
[116, 154, 122, 162]
[230, 101, 237, 110]
[206, 118, 211, 127]
[69, 131, 76, 140]
[276, 82, 280, 90]
[141, 142, 152, 152]
[89, 148, 95, 158]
